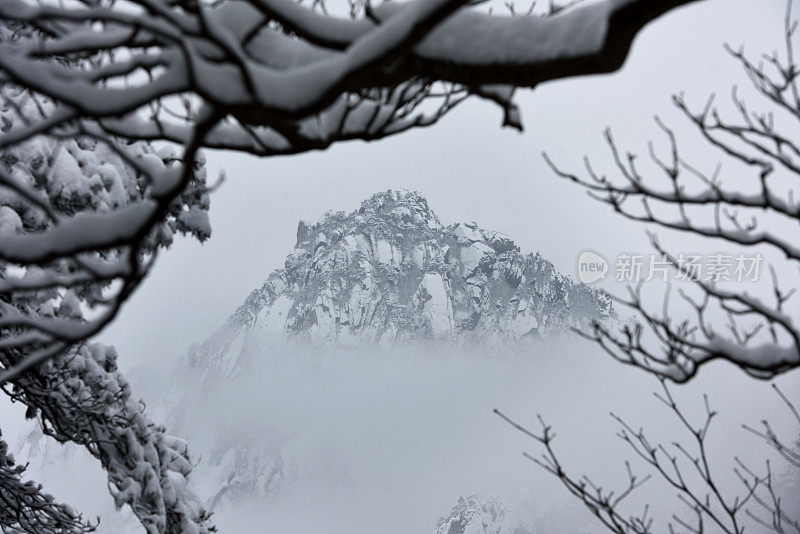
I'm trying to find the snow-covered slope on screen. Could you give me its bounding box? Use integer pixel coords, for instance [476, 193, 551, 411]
[185, 190, 613, 377]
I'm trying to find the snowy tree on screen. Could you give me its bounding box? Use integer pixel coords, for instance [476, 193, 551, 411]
[5, 342, 216, 533]
[0, 81, 211, 384]
[497, 382, 800, 533]
[498, 2, 800, 532]
[0, 430, 96, 534]
[545, 0, 800, 382]
[0, 25, 215, 533]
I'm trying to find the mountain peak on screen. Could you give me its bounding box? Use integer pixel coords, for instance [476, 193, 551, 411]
[194, 191, 613, 375]
[358, 189, 434, 218]
[295, 189, 441, 249]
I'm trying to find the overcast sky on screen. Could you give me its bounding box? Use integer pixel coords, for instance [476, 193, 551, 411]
[89, 0, 787, 370]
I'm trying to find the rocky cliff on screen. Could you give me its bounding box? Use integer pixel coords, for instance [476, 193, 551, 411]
[185, 189, 613, 377]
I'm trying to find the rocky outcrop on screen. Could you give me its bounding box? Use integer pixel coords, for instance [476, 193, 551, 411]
[435, 494, 533, 534]
[186, 190, 613, 375]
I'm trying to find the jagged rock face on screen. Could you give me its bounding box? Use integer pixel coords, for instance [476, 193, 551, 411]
[187, 190, 613, 374]
[435, 495, 533, 534]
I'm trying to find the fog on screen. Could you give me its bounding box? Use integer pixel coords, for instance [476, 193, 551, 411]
[7, 337, 797, 533]
[166, 343, 800, 533]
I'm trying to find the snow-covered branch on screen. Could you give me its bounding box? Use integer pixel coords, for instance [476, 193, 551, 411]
[545, 0, 800, 382]
[0, 0, 701, 126]
[2, 343, 214, 534]
[0, 80, 213, 531]
[497, 381, 800, 533]
[0, 430, 97, 534]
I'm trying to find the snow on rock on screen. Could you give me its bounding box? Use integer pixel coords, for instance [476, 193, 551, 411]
[434, 494, 533, 534]
[0, 205, 22, 235]
[459, 240, 494, 275]
[187, 189, 614, 372]
[416, 272, 455, 338]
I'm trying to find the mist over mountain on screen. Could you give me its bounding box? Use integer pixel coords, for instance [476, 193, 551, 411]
[149, 190, 616, 526]
[184, 190, 614, 377]
[8, 190, 620, 533]
[434, 494, 535, 534]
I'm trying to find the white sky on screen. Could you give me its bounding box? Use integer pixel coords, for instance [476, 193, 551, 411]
[96, 0, 787, 370]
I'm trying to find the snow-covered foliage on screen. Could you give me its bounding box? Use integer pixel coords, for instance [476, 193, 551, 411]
[0, 430, 96, 534]
[0, 88, 211, 245]
[0, 79, 214, 532]
[8, 343, 214, 534]
[0, 18, 215, 385]
[0, 77, 213, 384]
